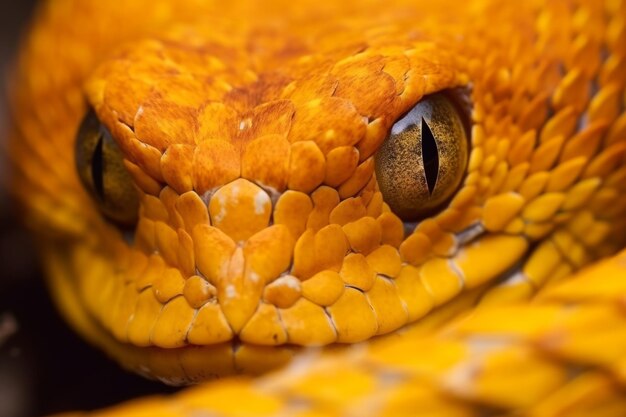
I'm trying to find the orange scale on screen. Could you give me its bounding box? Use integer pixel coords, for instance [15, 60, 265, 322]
[151, 296, 195, 348]
[382, 54, 411, 95]
[333, 65, 398, 119]
[606, 114, 626, 146]
[546, 158, 587, 193]
[240, 100, 295, 140]
[414, 218, 443, 241]
[357, 118, 389, 162]
[599, 54, 626, 88]
[152, 73, 222, 109]
[281, 72, 339, 105]
[366, 191, 384, 218]
[197, 102, 239, 142]
[519, 172, 550, 201]
[135, 217, 156, 253]
[262, 275, 302, 309]
[588, 188, 620, 213]
[301, 270, 345, 307]
[587, 84, 622, 124]
[314, 224, 349, 272]
[187, 303, 233, 345]
[273, 191, 313, 240]
[183, 275, 216, 309]
[366, 277, 408, 335]
[134, 254, 165, 292]
[507, 130, 536, 166]
[487, 162, 510, 196]
[539, 107, 578, 144]
[291, 229, 317, 279]
[366, 245, 402, 278]
[328, 287, 378, 343]
[606, 167, 626, 188]
[495, 139, 511, 161]
[280, 298, 337, 345]
[359, 176, 377, 206]
[124, 161, 162, 196]
[159, 187, 184, 229]
[339, 253, 377, 291]
[209, 179, 272, 243]
[449, 185, 477, 210]
[419, 257, 463, 306]
[559, 122, 607, 162]
[329, 197, 367, 226]
[175, 191, 210, 233]
[306, 186, 340, 231]
[400, 233, 438, 265]
[239, 303, 287, 345]
[110, 283, 138, 342]
[482, 193, 525, 232]
[102, 73, 152, 127]
[244, 225, 295, 283]
[177, 229, 196, 277]
[338, 157, 375, 199]
[552, 69, 590, 112]
[152, 267, 186, 304]
[377, 212, 404, 248]
[582, 142, 626, 179]
[287, 97, 366, 154]
[155, 221, 180, 267]
[161, 144, 194, 194]
[342, 217, 382, 255]
[324, 146, 359, 187]
[124, 45, 173, 78]
[116, 128, 164, 181]
[192, 140, 240, 194]
[431, 233, 458, 257]
[125, 250, 149, 285]
[127, 289, 161, 347]
[287, 141, 326, 193]
[192, 224, 236, 285]
[162, 48, 228, 76]
[394, 265, 434, 321]
[241, 134, 290, 191]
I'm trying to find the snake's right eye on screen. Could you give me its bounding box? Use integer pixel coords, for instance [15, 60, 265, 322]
[75, 107, 139, 226]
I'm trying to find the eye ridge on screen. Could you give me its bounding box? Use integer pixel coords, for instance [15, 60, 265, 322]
[420, 117, 439, 195]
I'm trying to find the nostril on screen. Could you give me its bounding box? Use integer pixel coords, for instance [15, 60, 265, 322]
[208, 178, 272, 243]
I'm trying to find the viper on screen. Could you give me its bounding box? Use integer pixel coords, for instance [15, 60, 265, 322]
[7, 0, 626, 415]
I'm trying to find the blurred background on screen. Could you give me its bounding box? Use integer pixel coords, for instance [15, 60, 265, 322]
[0, 1, 174, 416]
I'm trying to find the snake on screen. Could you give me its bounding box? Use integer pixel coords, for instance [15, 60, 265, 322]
[7, 0, 626, 415]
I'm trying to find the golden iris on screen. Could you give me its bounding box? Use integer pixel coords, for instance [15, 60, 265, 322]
[374, 92, 468, 220]
[75, 108, 139, 225]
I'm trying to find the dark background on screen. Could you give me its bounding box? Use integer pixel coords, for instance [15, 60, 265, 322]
[0, 2, 175, 416]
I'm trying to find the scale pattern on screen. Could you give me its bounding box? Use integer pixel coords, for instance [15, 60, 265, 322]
[7, 0, 626, 414]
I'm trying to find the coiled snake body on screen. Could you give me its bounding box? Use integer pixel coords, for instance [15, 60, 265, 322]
[8, 0, 626, 415]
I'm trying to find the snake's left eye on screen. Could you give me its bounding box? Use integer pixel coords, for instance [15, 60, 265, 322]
[374, 92, 469, 221]
[75, 107, 139, 226]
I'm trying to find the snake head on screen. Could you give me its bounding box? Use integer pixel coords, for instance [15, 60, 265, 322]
[9, 1, 626, 384]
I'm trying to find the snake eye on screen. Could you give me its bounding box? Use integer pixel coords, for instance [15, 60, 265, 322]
[374, 92, 469, 221]
[75, 107, 139, 226]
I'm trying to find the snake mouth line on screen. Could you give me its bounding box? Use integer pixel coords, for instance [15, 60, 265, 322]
[46, 212, 537, 385]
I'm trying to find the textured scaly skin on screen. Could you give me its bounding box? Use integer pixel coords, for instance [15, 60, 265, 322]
[7, 0, 626, 415]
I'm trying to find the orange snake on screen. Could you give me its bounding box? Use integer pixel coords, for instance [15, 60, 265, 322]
[7, 0, 626, 415]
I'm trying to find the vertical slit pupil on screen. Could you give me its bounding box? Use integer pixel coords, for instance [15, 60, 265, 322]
[421, 117, 439, 195]
[92, 133, 105, 200]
